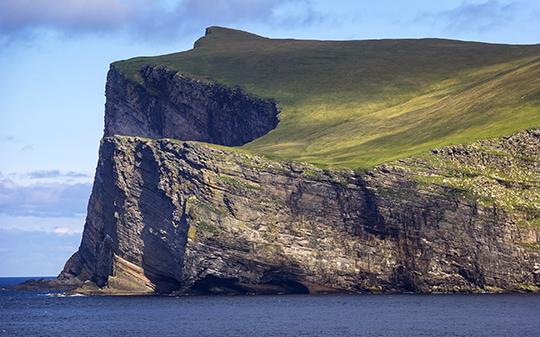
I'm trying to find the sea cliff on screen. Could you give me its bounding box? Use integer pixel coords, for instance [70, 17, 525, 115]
[55, 65, 540, 295]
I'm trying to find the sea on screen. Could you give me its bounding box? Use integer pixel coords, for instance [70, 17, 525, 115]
[1, 277, 540, 337]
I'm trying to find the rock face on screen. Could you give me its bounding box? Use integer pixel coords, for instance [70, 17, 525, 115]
[59, 66, 540, 295]
[105, 65, 279, 146]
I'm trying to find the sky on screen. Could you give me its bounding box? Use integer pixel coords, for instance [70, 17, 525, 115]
[0, 0, 539, 277]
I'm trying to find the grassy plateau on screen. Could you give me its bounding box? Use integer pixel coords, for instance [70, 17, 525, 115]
[114, 27, 540, 169]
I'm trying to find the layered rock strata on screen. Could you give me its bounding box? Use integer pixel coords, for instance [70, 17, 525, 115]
[59, 124, 540, 294]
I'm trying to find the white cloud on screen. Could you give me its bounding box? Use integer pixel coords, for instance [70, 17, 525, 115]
[0, 0, 146, 33]
[0, 176, 91, 217]
[26, 169, 90, 180]
[53, 226, 82, 236]
[417, 1, 522, 33]
[0, 214, 84, 235]
[0, 0, 319, 42]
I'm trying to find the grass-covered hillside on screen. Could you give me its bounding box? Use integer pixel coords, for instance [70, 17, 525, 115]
[114, 27, 540, 168]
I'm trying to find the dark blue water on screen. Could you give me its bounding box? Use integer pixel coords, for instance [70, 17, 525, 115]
[1, 278, 540, 337]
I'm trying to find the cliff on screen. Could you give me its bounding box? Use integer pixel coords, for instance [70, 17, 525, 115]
[55, 29, 540, 295]
[56, 62, 540, 294]
[104, 65, 279, 146]
[59, 130, 540, 294]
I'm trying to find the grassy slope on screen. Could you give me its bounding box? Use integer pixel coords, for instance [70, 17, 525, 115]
[114, 27, 540, 169]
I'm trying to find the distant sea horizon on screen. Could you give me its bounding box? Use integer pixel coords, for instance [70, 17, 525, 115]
[0, 276, 55, 289]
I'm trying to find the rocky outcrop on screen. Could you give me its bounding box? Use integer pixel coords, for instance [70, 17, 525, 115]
[59, 130, 540, 295]
[104, 65, 279, 146]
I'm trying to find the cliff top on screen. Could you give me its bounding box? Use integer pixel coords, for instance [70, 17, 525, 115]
[113, 27, 540, 168]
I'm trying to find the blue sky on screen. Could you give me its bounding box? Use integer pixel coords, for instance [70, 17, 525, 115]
[0, 0, 539, 277]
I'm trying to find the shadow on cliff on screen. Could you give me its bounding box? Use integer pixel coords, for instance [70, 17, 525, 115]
[105, 65, 280, 147]
[190, 268, 310, 295]
[138, 143, 188, 293]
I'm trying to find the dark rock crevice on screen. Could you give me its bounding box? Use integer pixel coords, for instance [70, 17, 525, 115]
[354, 175, 395, 239]
[138, 144, 188, 293]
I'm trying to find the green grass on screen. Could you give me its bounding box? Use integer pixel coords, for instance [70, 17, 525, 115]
[217, 175, 260, 190]
[398, 139, 540, 221]
[113, 27, 540, 169]
[197, 221, 219, 233]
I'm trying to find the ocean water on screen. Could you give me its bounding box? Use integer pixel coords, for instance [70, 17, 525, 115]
[1, 278, 540, 337]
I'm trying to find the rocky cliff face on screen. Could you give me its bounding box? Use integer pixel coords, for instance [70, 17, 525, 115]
[105, 65, 279, 146]
[58, 66, 540, 295]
